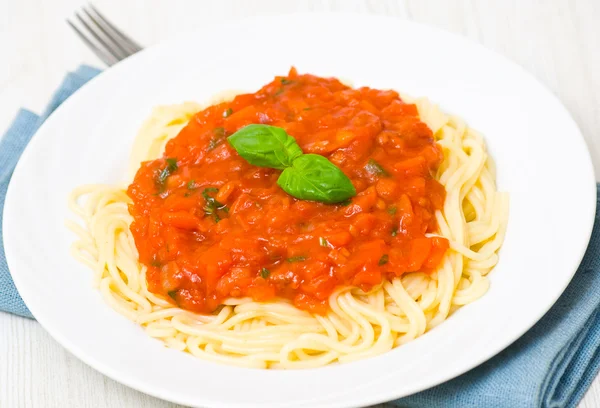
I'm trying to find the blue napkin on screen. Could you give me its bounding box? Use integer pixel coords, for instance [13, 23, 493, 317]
[0, 65, 101, 318]
[1, 66, 599, 408]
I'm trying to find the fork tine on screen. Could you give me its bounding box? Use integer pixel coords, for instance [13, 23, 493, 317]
[75, 12, 129, 60]
[67, 20, 119, 66]
[80, 6, 133, 58]
[88, 4, 143, 52]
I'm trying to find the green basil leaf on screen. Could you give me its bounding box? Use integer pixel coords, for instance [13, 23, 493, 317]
[277, 154, 356, 203]
[227, 124, 303, 169]
[228, 125, 357, 204]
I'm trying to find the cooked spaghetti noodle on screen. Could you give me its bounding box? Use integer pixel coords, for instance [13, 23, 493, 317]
[67, 83, 507, 369]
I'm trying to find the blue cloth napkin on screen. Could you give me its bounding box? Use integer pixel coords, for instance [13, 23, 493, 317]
[1, 66, 599, 408]
[0, 65, 101, 318]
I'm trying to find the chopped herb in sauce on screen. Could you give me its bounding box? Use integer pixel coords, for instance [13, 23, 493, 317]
[260, 268, 270, 279]
[187, 180, 196, 190]
[223, 108, 233, 118]
[202, 187, 228, 222]
[208, 127, 226, 151]
[391, 226, 398, 237]
[387, 206, 397, 215]
[365, 158, 389, 177]
[287, 255, 307, 263]
[319, 237, 329, 247]
[281, 78, 294, 85]
[167, 290, 177, 300]
[155, 157, 178, 193]
[202, 187, 218, 196]
[378, 254, 389, 266]
[166, 158, 178, 169]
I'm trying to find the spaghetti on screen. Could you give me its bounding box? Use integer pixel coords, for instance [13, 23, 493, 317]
[67, 77, 508, 369]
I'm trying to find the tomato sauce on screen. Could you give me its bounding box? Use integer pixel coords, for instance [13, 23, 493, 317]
[127, 68, 448, 315]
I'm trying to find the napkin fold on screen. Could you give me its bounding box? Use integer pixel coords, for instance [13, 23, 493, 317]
[0, 66, 599, 408]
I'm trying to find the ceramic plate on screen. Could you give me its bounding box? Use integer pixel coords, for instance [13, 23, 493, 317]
[3, 13, 596, 408]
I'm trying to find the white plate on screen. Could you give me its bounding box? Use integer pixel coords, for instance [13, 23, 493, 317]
[3, 13, 596, 408]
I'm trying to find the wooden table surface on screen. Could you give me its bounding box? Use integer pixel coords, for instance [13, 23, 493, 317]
[1, 0, 599, 407]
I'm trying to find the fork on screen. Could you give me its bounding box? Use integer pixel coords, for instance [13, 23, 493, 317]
[67, 4, 143, 66]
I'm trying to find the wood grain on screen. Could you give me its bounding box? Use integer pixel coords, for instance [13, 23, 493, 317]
[1, 0, 599, 407]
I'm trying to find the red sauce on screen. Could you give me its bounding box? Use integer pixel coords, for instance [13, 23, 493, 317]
[127, 68, 448, 315]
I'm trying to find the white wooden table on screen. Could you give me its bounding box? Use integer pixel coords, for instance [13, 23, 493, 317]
[1, 1, 599, 407]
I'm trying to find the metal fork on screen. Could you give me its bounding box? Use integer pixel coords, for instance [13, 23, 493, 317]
[67, 4, 143, 66]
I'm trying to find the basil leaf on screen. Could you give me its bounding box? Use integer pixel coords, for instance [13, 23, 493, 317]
[228, 125, 357, 204]
[227, 124, 303, 169]
[277, 154, 356, 203]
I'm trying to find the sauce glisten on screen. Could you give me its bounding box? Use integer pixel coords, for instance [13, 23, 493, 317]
[127, 69, 448, 315]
